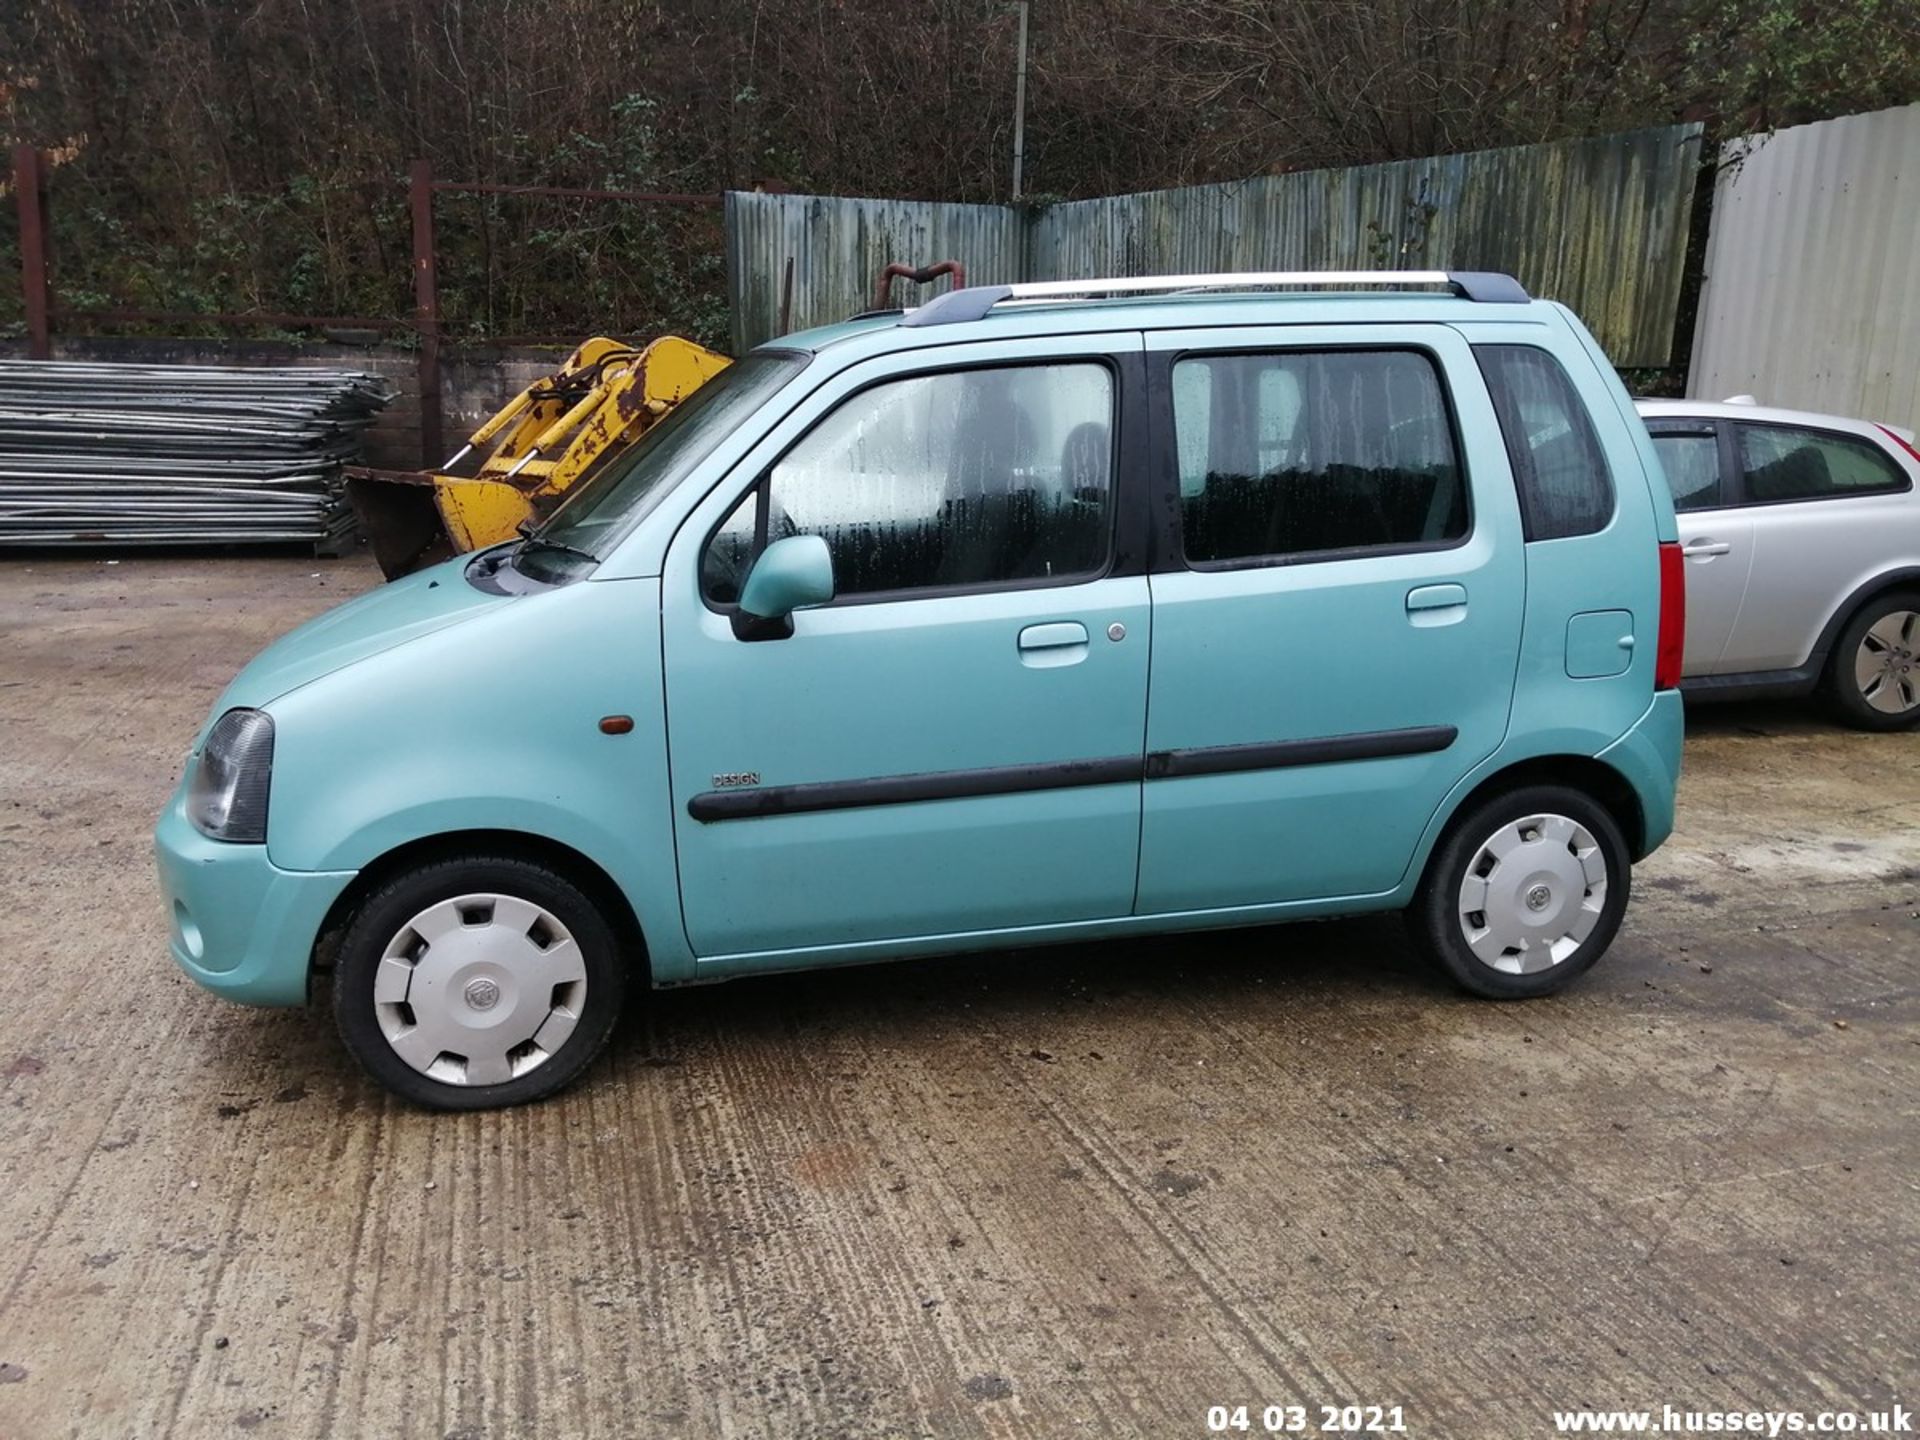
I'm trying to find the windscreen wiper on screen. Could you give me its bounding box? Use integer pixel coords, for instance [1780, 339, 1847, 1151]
[514, 520, 598, 566]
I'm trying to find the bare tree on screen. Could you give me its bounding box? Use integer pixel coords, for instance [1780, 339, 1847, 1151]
[2, 0, 1914, 338]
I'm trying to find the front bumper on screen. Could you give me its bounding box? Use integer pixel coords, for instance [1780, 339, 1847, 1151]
[1598, 688, 1685, 859]
[154, 793, 356, 1007]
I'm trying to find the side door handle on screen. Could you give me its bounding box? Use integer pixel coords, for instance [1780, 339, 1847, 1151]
[1405, 584, 1468, 628]
[1017, 622, 1090, 668]
[1018, 622, 1089, 650]
[1684, 539, 1732, 559]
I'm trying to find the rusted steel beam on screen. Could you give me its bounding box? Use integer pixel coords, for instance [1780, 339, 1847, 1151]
[50, 307, 407, 331]
[439, 334, 594, 349]
[12, 145, 52, 360]
[871, 260, 967, 311]
[430, 180, 721, 209]
[410, 159, 444, 469]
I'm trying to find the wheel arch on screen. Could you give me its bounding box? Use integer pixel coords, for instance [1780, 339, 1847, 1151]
[1426, 754, 1648, 868]
[1810, 566, 1920, 675]
[310, 829, 653, 985]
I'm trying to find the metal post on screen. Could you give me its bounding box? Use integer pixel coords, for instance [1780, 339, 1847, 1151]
[12, 145, 51, 360]
[409, 158, 444, 468]
[1011, 1, 1029, 201]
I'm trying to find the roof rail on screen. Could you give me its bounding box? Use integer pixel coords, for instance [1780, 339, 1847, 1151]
[899, 270, 1529, 328]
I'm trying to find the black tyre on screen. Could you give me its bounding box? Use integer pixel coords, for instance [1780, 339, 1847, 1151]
[1408, 784, 1631, 999]
[1824, 590, 1920, 731]
[332, 854, 626, 1110]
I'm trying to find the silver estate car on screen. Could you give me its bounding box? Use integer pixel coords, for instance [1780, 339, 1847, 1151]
[1637, 398, 1920, 729]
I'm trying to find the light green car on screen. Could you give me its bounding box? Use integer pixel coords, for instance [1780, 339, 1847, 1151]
[158, 271, 1685, 1109]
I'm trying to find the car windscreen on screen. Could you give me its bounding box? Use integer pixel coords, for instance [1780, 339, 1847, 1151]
[520, 350, 807, 578]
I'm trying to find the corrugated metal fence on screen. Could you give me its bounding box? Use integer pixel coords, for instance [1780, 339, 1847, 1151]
[726, 195, 1024, 353]
[1026, 126, 1702, 366]
[1690, 103, 1920, 428]
[727, 123, 1704, 366]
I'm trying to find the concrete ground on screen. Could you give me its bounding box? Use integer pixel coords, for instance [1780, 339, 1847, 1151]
[1, 554, 1915, 1440]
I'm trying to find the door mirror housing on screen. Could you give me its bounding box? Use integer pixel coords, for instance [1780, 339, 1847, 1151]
[734, 534, 835, 639]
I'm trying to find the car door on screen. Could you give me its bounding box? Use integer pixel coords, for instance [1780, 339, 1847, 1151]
[1644, 418, 1754, 675]
[1135, 324, 1525, 913]
[661, 336, 1152, 960]
[1718, 420, 1916, 674]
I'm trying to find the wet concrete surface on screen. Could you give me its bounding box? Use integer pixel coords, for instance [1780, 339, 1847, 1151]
[0, 554, 1915, 1439]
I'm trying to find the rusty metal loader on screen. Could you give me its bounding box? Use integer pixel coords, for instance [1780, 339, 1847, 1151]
[347, 334, 730, 578]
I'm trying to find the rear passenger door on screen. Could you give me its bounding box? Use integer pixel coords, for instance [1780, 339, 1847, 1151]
[1135, 325, 1526, 913]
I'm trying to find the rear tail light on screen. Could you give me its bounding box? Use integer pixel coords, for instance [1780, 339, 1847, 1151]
[1655, 541, 1686, 691]
[1875, 423, 1920, 467]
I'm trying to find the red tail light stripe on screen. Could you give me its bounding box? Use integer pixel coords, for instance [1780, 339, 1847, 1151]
[1875, 424, 1920, 468]
[1655, 541, 1686, 691]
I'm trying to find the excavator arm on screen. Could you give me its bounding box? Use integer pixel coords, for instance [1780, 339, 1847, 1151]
[347, 334, 730, 578]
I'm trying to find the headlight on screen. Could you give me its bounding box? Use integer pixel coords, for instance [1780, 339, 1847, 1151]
[187, 709, 275, 842]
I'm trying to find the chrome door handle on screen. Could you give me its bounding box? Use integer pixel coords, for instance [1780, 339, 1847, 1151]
[1684, 539, 1732, 558]
[1017, 622, 1089, 650]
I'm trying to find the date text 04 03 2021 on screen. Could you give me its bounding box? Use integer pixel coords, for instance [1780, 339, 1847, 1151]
[1207, 1405, 1409, 1435]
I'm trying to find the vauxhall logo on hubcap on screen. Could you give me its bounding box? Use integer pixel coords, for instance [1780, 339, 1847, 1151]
[464, 977, 502, 1012]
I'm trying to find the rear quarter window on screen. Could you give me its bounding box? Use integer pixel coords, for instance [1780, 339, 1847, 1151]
[1474, 345, 1615, 540]
[1737, 424, 1909, 503]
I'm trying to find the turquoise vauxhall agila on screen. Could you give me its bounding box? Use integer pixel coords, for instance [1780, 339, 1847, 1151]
[154, 272, 1687, 1110]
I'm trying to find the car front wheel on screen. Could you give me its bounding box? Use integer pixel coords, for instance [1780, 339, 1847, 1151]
[332, 854, 626, 1109]
[1408, 784, 1631, 999]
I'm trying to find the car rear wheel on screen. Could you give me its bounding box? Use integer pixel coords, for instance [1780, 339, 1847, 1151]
[1826, 590, 1920, 731]
[332, 855, 626, 1109]
[1408, 784, 1631, 999]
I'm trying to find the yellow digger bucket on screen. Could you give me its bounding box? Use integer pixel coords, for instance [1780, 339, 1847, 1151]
[347, 334, 730, 578]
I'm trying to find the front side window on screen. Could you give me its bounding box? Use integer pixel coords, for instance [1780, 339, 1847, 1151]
[1648, 427, 1724, 512]
[703, 362, 1114, 603]
[1474, 344, 1615, 540]
[1171, 349, 1466, 565]
[1737, 424, 1907, 503]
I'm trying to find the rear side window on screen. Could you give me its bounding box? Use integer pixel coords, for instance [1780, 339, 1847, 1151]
[1170, 349, 1467, 566]
[1475, 345, 1614, 540]
[1736, 424, 1908, 503]
[1648, 427, 1724, 512]
[702, 361, 1114, 603]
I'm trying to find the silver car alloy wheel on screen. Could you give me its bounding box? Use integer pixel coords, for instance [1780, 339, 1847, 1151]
[1456, 813, 1607, 975]
[373, 893, 588, 1086]
[1854, 609, 1920, 716]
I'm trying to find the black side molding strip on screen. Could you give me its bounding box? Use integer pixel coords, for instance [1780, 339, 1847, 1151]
[687, 754, 1141, 822]
[687, 725, 1457, 822]
[1144, 724, 1458, 780]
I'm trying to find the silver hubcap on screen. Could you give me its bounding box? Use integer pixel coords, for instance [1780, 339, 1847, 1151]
[374, 893, 588, 1086]
[1855, 610, 1920, 715]
[1457, 813, 1607, 975]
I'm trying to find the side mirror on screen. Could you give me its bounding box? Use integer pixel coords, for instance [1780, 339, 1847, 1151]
[734, 534, 835, 639]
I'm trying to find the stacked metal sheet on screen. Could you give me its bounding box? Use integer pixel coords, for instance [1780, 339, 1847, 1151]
[0, 360, 393, 549]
